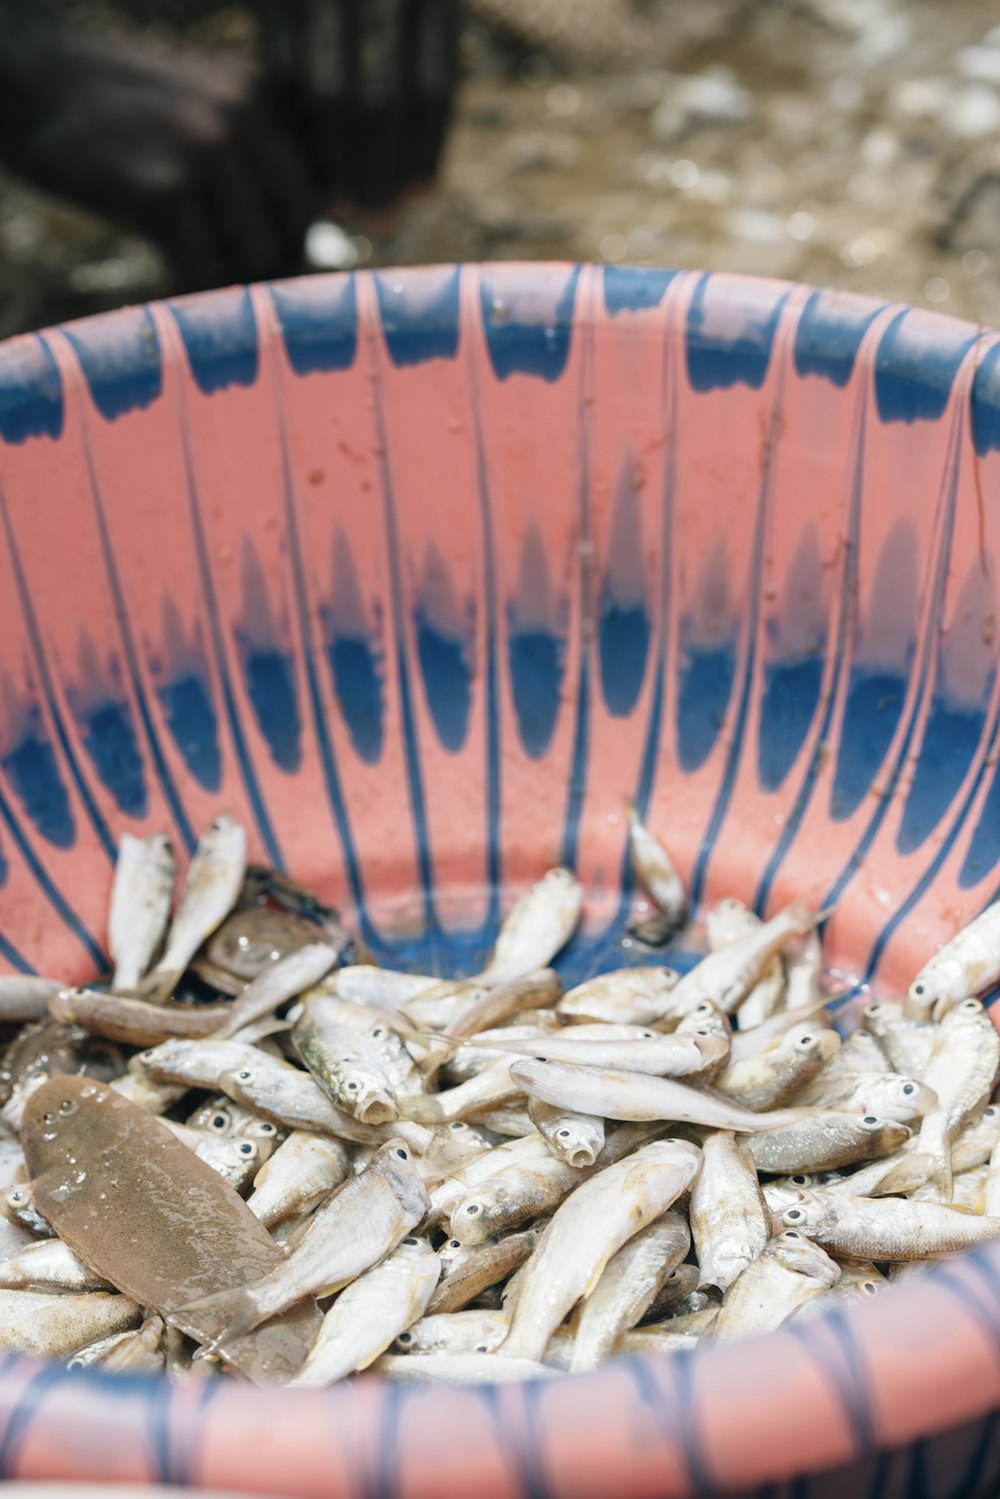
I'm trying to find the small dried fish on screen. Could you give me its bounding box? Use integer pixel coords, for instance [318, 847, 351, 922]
[782, 1191, 1000, 1259]
[0, 1289, 142, 1358]
[501, 1138, 701, 1360]
[571, 1212, 691, 1370]
[689, 1131, 769, 1293]
[426, 1229, 538, 1315]
[246, 1131, 351, 1228]
[108, 832, 175, 994]
[907, 897, 1000, 1021]
[528, 1098, 605, 1168]
[480, 868, 583, 984]
[138, 814, 247, 1005]
[627, 809, 687, 939]
[557, 967, 684, 1026]
[712, 1230, 840, 1339]
[288, 1237, 440, 1387]
[396, 1309, 509, 1355]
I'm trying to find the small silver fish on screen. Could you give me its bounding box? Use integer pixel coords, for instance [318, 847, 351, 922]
[288, 1237, 440, 1387]
[108, 832, 175, 994]
[907, 897, 1000, 1021]
[782, 1190, 1000, 1259]
[689, 1131, 769, 1293]
[138, 814, 247, 1005]
[571, 1211, 691, 1371]
[396, 1309, 509, 1356]
[528, 1098, 605, 1168]
[480, 869, 583, 984]
[501, 1138, 701, 1361]
[712, 1230, 840, 1339]
[627, 809, 687, 939]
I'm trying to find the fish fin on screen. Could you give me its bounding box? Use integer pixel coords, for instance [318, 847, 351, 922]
[172, 1286, 263, 1351]
[873, 1151, 951, 1198]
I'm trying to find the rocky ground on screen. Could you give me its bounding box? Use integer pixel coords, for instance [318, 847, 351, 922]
[3, 0, 1000, 337]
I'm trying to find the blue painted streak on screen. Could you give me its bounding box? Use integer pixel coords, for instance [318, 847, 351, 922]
[0, 334, 62, 443]
[63, 306, 162, 420]
[676, 641, 737, 773]
[0, 483, 115, 859]
[327, 635, 384, 765]
[793, 289, 883, 388]
[755, 392, 868, 915]
[2, 722, 74, 847]
[156, 672, 221, 791]
[374, 268, 461, 366]
[823, 408, 964, 920]
[170, 288, 259, 394]
[237, 646, 301, 774]
[863, 691, 1000, 984]
[830, 668, 908, 820]
[466, 331, 503, 927]
[414, 611, 472, 753]
[598, 602, 650, 718]
[175, 420, 284, 870]
[76, 697, 147, 817]
[603, 265, 677, 317]
[686, 275, 789, 392]
[269, 380, 369, 936]
[688, 372, 780, 907]
[960, 749, 1000, 887]
[480, 266, 581, 382]
[368, 358, 436, 929]
[508, 626, 564, 759]
[0, 769, 104, 969]
[874, 309, 978, 425]
[270, 276, 358, 375]
[69, 372, 197, 855]
[758, 657, 824, 793]
[972, 339, 1000, 457]
[897, 699, 987, 855]
[560, 310, 596, 874]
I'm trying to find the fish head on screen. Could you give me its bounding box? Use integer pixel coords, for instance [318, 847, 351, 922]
[552, 1117, 603, 1168]
[862, 1075, 937, 1123]
[761, 1173, 816, 1212]
[778, 1023, 839, 1064]
[859, 1000, 903, 1043]
[770, 1227, 840, 1284]
[340, 1064, 398, 1126]
[858, 1114, 912, 1151]
[376, 1140, 432, 1218]
[395, 1234, 437, 1266]
[675, 1001, 731, 1040]
[778, 1190, 836, 1239]
[942, 996, 988, 1030]
[542, 867, 585, 923]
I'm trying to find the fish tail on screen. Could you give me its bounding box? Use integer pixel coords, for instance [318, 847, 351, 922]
[173, 1285, 265, 1351]
[873, 1150, 951, 1199]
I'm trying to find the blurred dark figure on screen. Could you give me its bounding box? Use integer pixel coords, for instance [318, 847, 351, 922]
[0, 1, 461, 289]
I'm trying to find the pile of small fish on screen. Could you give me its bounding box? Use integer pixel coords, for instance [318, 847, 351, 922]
[2, 810, 1000, 1386]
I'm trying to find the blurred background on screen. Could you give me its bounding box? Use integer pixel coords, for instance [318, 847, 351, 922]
[2, 0, 999, 339]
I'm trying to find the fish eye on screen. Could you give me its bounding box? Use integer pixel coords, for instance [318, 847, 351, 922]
[534, 1056, 548, 1063]
[864, 1003, 881, 1016]
[987, 1108, 999, 1119]
[347, 1082, 359, 1090]
[403, 1237, 418, 1246]
[475, 1345, 488, 1352]
[239, 1143, 255, 1156]
[9, 1190, 24, 1204]
[372, 1028, 384, 1037]
[785, 1208, 804, 1221]
[257, 1123, 277, 1136]
[395, 1148, 408, 1160]
[210, 1114, 228, 1131]
[862, 1115, 879, 1126]
[451, 1122, 464, 1131]
[962, 1000, 981, 1011]
[791, 1175, 809, 1185]
[58, 1099, 77, 1115]
[783, 1230, 800, 1239]
[237, 1070, 253, 1082]
[558, 1130, 571, 1138]
[862, 1281, 878, 1296]
[466, 1204, 480, 1214]
[696, 1029, 709, 1037]
[912, 985, 925, 997]
[642, 1032, 654, 1039]
[798, 1034, 814, 1046]
[902, 1084, 915, 1095]
[398, 1332, 412, 1343]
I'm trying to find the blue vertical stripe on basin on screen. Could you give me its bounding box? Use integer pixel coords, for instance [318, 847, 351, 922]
[374, 268, 461, 365]
[793, 289, 883, 387]
[65, 633, 146, 817]
[874, 309, 978, 424]
[603, 265, 677, 316]
[170, 288, 259, 394]
[1, 704, 74, 848]
[322, 531, 384, 766]
[0, 335, 63, 442]
[971, 339, 1000, 455]
[270, 276, 358, 374]
[685, 274, 788, 392]
[63, 306, 162, 419]
[480, 266, 580, 381]
[234, 539, 301, 774]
